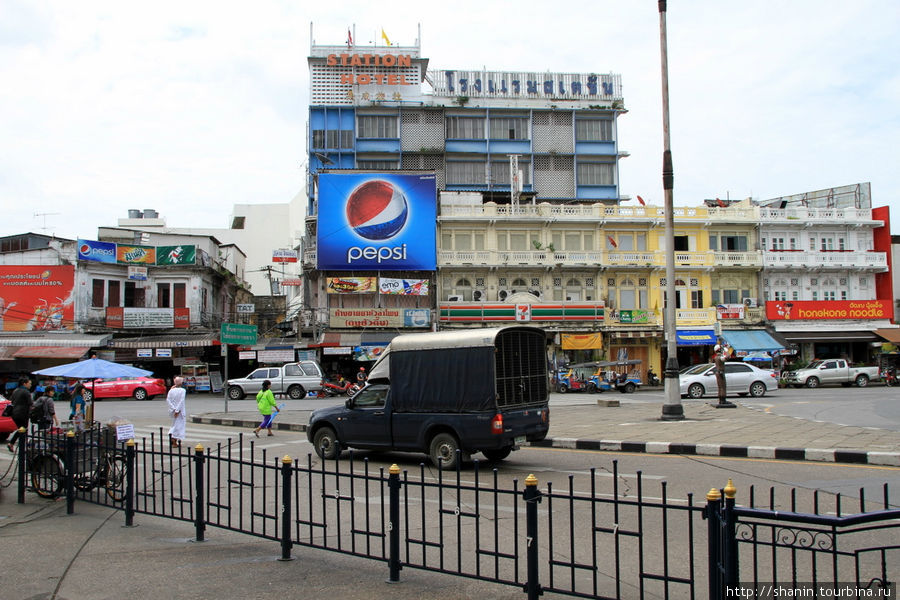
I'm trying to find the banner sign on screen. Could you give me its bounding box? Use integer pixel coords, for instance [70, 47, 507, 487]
[272, 249, 298, 263]
[156, 245, 196, 266]
[257, 349, 295, 363]
[617, 309, 652, 324]
[0, 265, 75, 331]
[127, 266, 148, 281]
[77, 239, 117, 264]
[238, 350, 257, 360]
[561, 333, 603, 350]
[317, 173, 437, 271]
[280, 279, 303, 286]
[327, 277, 376, 294]
[156, 348, 172, 357]
[716, 304, 745, 320]
[434, 70, 620, 100]
[116, 245, 156, 265]
[136, 349, 153, 358]
[767, 299, 892, 321]
[353, 345, 387, 361]
[329, 307, 430, 328]
[379, 278, 429, 296]
[106, 307, 189, 329]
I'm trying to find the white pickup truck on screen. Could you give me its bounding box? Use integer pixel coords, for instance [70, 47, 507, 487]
[782, 359, 880, 388]
[226, 360, 325, 400]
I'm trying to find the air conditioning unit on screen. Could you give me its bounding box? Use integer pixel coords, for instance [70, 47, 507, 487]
[447, 294, 463, 302]
[473, 289, 485, 302]
[743, 297, 758, 308]
[498, 289, 510, 301]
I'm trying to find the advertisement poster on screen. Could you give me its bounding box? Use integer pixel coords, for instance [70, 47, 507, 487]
[716, 304, 745, 320]
[330, 307, 430, 328]
[116, 245, 156, 265]
[327, 277, 376, 294]
[317, 173, 437, 271]
[766, 299, 892, 321]
[618, 309, 653, 324]
[77, 239, 117, 263]
[106, 307, 190, 329]
[379, 278, 429, 296]
[0, 266, 75, 331]
[353, 345, 387, 361]
[157, 245, 196, 266]
[272, 249, 298, 263]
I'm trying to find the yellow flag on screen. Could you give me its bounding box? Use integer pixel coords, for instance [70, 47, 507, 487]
[381, 28, 391, 46]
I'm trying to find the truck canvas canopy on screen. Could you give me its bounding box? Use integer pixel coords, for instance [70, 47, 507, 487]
[369, 326, 548, 413]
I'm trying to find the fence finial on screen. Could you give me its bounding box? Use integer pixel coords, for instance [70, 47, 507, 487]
[195, 443, 204, 452]
[706, 487, 722, 501]
[525, 473, 538, 487]
[724, 479, 736, 499]
[67, 430, 75, 438]
[389, 464, 400, 475]
[282, 455, 292, 464]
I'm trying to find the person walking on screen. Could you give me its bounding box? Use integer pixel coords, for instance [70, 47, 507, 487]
[166, 376, 187, 448]
[253, 380, 278, 438]
[33, 387, 59, 431]
[7, 377, 32, 451]
[69, 383, 86, 432]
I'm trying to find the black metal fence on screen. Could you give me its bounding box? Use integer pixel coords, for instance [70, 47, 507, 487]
[12, 426, 900, 599]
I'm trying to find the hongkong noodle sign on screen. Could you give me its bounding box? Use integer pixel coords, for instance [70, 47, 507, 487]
[766, 299, 892, 321]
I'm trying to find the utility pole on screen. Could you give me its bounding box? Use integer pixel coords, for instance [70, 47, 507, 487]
[658, 0, 684, 420]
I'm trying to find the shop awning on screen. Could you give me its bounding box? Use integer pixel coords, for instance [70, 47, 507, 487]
[0, 334, 110, 347]
[675, 330, 717, 346]
[110, 333, 219, 349]
[778, 330, 880, 342]
[0, 347, 19, 361]
[720, 330, 785, 353]
[609, 329, 661, 339]
[13, 346, 90, 359]
[875, 328, 900, 344]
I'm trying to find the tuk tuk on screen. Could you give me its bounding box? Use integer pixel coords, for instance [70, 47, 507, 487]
[586, 359, 643, 394]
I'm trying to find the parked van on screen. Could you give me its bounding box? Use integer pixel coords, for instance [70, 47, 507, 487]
[307, 326, 550, 469]
[226, 361, 324, 400]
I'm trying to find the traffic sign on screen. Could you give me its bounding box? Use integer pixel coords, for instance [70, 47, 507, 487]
[220, 323, 258, 345]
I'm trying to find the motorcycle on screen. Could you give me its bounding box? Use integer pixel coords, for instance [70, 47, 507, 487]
[647, 369, 661, 387]
[319, 378, 361, 397]
[882, 367, 897, 387]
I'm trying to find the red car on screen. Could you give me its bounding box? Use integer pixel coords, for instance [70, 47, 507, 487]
[82, 377, 167, 401]
[0, 396, 15, 442]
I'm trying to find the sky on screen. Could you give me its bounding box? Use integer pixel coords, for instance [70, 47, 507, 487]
[1, 0, 899, 240]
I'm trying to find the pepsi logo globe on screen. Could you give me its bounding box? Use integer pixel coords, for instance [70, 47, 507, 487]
[346, 180, 409, 241]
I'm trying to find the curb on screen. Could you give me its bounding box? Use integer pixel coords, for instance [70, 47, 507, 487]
[191, 415, 900, 467]
[530, 438, 900, 467]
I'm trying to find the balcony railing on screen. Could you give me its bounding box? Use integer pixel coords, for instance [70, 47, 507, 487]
[759, 207, 881, 226]
[763, 250, 887, 269]
[439, 203, 761, 223]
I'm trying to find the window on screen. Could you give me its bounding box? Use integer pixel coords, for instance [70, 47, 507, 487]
[357, 160, 399, 170]
[358, 115, 397, 138]
[790, 238, 798, 250]
[312, 130, 325, 149]
[91, 279, 104, 308]
[489, 116, 528, 140]
[824, 291, 836, 301]
[577, 162, 615, 185]
[284, 364, 302, 376]
[326, 130, 354, 149]
[722, 289, 740, 304]
[446, 161, 485, 185]
[300, 363, 320, 376]
[157, 283, 171, 308]
[491, 160, 531, 186]
[771, 238, 785, 251]
[575, 119, 613, 141]
[124, 282, 145, 308]
[107, 281, 121, 307]
[445, 116, 484, 139]
[774, 291, 786, 301]
[719, 235, 748, 251]
[821, 237, 834, 251]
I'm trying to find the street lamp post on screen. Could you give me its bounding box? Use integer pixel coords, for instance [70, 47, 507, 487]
[658, 0, 684, 420]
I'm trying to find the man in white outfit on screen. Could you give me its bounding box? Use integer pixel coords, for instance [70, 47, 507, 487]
[167, 376, 186, 448]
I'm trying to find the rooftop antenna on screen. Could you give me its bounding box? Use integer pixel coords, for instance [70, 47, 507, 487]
[34, 212, 60, 234]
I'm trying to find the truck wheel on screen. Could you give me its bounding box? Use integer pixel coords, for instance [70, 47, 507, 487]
[430, 433, 460, 470]
[287, 385, 305, 400]
[482, 447, 512, 462]
[855, 374, 869, 387]
[749, 381, 767, 398]
[227, 386, 246, 400]
[313, 427, 340, 460]
[805, 377, 820, 389]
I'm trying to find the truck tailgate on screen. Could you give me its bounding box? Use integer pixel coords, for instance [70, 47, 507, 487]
[501, 404, 549, 443]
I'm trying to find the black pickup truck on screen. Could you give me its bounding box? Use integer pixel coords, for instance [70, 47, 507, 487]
[307, 326, 550, 469]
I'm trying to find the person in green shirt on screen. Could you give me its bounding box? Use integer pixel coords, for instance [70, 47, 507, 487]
[253, 380, 278, 437]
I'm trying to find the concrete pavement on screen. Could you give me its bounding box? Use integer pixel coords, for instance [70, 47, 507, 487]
[192, 396, 900, 466]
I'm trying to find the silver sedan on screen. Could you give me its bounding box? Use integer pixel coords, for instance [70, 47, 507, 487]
[679, 362, 778, 399]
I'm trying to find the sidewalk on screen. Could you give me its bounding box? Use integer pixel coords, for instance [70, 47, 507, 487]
[192, 397, 900, 466]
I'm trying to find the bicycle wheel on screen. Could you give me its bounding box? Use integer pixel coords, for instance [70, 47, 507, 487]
[31, 454, 64, 498]
[105, 455, 127, 502]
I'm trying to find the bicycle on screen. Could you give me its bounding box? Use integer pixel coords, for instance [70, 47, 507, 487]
[27, 426, 126, 501]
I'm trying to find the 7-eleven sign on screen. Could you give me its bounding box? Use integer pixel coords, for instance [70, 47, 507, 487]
[515, 304, 532, 322]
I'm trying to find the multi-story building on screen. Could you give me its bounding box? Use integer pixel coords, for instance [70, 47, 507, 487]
[757, 183, 894, 363]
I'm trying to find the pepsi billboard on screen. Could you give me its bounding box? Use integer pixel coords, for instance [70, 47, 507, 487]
[77, 239, 117, 263]
[317, 173, 436, 271]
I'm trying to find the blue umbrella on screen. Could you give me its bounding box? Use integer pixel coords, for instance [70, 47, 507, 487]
[33, 357, 152, 379]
